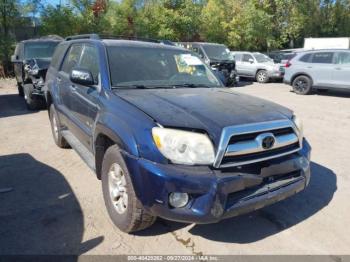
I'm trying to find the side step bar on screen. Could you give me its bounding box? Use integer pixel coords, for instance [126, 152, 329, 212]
[61, 130, 96, 171]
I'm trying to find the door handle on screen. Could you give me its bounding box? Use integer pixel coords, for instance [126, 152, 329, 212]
[335, 67, 342, 70]
[307, 66, 313, 69]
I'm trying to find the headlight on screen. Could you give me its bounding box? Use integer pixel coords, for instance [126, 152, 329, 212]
[152, 127, 215, 165]
[292, 114, 303, 138]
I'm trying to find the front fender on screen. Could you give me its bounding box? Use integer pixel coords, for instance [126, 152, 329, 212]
[94, 112, 139, 157]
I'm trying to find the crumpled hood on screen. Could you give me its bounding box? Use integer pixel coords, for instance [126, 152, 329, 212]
[114, 88, 293, 145]
[25, 58, 51, 71]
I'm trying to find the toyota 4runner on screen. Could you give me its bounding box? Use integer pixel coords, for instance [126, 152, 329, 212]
[45, 34, 311, 233]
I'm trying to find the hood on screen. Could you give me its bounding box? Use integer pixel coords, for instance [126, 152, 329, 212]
[114, 88, 293, 145]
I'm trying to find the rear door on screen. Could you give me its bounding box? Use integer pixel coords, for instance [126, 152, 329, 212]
[332, 51, 350, 89]
[69, 44, 100, 150]
[308, 52, 334, 87]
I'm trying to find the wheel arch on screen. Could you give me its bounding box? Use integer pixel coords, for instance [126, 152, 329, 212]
[291, 72, 314, 86]
[94, 119, 139, 180]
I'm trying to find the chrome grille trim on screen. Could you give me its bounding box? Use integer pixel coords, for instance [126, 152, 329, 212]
[213, 119, 302, 168]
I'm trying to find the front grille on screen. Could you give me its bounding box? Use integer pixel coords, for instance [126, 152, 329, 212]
[221, 142, 299, 165]
[214, 121, 302, 168]
[228, 127, 294, 144]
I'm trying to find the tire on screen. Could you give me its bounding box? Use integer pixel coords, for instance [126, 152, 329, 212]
[23, 83, 42, 110]
[101, 145, 156, 233]
[49, 104, 70, 148]
[256, 70, 269, 83]
[292, 75, 312, 95]
[17, 83, 24, 97]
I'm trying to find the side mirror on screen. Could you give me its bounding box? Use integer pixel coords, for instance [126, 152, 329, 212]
[11, 55, 19, 63]
[248, 58, 254, 64]
[70, 68, 95, 86]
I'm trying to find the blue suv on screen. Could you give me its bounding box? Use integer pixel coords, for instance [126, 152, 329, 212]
[45, 34, 311, 233]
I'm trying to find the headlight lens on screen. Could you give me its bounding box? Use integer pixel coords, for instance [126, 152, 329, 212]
[152, 127, 215, 165]
[292, 114, 303, 138]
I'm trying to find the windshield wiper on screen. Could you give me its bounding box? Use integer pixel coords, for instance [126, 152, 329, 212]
[112, 84, 149, 89]
[171, 83, 213, 88]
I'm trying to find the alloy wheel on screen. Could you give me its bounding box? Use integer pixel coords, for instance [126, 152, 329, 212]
[108, 163, 128, 214]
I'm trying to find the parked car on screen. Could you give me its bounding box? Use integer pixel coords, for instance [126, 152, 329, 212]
[180, 42, 238, 86]
[284, 49, 350, 95]
[11, 36, 62, 109]
[266, 50, 298, 64]
[45, 34, 310, 233]
[232, 51, 284, 83]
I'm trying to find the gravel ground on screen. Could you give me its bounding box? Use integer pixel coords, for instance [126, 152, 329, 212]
[0, 78, 350, 255]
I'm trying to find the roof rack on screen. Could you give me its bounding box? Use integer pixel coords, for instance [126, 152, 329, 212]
[65, 34, 160, 43]
[65, 34, 100, 41]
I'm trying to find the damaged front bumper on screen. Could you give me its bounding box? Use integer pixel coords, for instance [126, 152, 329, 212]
[123, 139, 311, 224]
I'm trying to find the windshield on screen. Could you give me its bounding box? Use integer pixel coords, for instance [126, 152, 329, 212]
[202, 45, 233, 61]
[253, 53, 273, 63]
[107, 46, 222, 88]
[24, 42, 59, 59]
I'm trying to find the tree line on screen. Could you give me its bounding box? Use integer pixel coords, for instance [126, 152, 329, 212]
[1, 0, 350, 76]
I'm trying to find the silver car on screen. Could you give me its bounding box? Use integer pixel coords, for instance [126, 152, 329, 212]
[284, 49, 350, 95]
[232, 52, 284, 83]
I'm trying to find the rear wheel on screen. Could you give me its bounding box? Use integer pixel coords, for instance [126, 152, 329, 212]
[256, 70, 269, 83]
[292, 75, 312, 95]
[49, 104, 70, 148]
[101, 145, 156, 233]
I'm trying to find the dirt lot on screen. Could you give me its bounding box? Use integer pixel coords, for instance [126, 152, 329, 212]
[1, 78, 350, 255]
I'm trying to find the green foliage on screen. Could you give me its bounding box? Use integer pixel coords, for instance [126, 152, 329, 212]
[35, 0, 350, 51]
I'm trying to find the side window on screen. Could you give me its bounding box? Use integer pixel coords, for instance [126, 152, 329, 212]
[242, 54, 253, 62]
[300, 53, 312, 63]
[335, 52, 350, 65]
[61, 44, 83, 74]
[78, 44, 100, 84]
[311, 52, 334, 64]
[50, 44, 67, 70]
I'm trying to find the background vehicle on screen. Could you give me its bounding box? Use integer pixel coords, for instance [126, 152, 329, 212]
[180, 42, 237, 86]
[266, 50, 298, 64]
[232, 51, 284, 83]
[45, 34, 310, 233]
[284, 49, 350, 95]
[11, 35, 62, 109]
[304, 37, 350, 50]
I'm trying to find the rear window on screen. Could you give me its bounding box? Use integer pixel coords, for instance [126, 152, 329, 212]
[311, 52, 334, 64]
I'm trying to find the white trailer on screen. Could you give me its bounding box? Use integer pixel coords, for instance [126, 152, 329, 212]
[304, 37, 350, 50]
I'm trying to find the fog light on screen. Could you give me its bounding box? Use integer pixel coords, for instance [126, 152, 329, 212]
[169, 192, 189, 208]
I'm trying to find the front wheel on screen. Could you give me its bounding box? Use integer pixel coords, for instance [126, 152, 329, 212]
[17, 83, 24, 97]
[101, 145, 156, 233]
[256, 70, 269, 83]
[23, 83, 42, 110]
[292, 75, 312, 95]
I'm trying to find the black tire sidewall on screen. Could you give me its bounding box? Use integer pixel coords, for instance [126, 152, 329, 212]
[101, 145, 137, 232]
[293, 76, 312, 95]
[49, 104, 67, 148]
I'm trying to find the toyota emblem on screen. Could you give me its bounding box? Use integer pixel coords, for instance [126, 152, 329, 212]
[262, 136, 275, 149]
